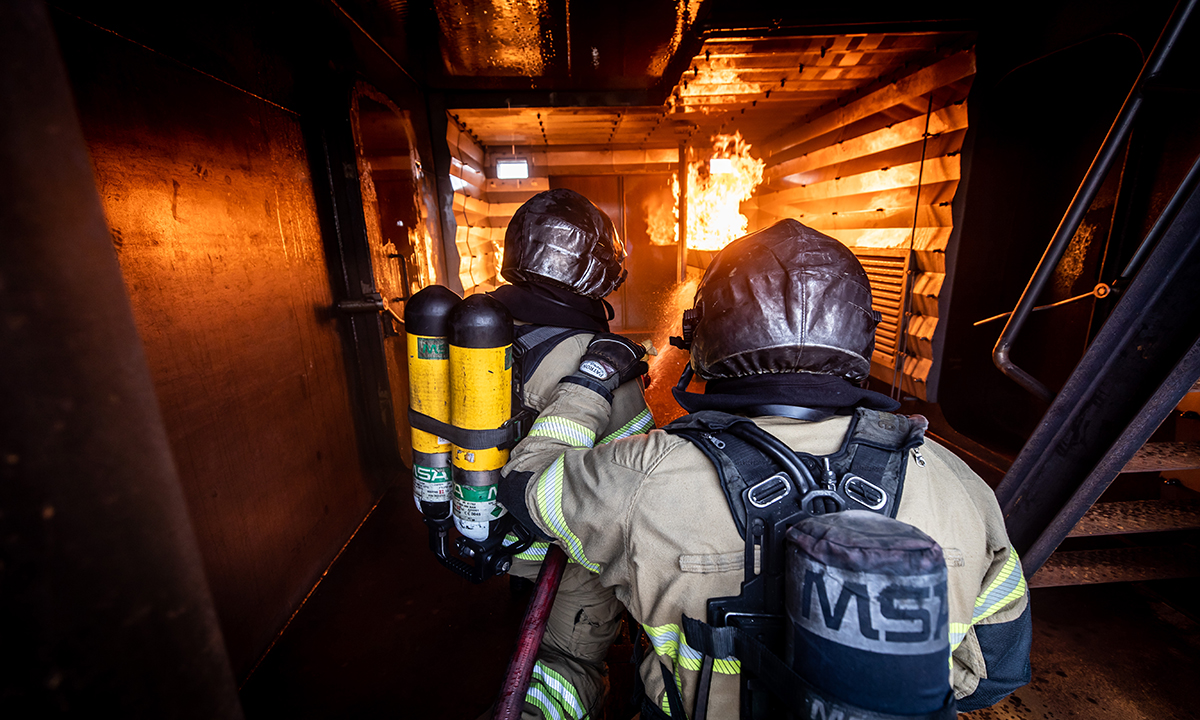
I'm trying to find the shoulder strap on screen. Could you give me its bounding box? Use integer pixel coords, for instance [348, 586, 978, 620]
[665, 418, 774, 540]
[513, 324, 591, 386]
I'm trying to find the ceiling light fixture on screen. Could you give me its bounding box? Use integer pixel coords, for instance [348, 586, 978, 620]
[496, 158, 529, 179]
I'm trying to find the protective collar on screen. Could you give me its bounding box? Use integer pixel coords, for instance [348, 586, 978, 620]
[671, 370, 900, 416]
[488, 282, 612, 333]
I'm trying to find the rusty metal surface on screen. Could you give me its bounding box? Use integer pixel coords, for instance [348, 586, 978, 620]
[1030, 546, 1200, 588]
[427, 0, 701, 87]
[1, 0, 244, 713]
[57, 17, 378, 677]
[1068, 500, 1200, 537]
[1123, 441, 1200, 473]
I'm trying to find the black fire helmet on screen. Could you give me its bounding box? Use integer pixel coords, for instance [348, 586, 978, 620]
[688, 219, 880, 382]
[501, 188, 627, 299]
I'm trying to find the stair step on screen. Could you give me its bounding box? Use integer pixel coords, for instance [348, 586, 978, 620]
[1121, 441, 1200, 473]
[1030, 546, 1200, 588]
[1068, 500, 1200, 537]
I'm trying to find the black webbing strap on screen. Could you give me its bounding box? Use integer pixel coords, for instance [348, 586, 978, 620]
[668, 426, 777, 540]
[680, 616, 956, 720]
[513, 325, 590, 383]
[407, 409, 517, 451]
[849, 445, 893, 486]
[661, 662, 688, 719]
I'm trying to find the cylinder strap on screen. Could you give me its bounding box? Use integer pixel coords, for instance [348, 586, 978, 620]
[408, 408, 528, 450]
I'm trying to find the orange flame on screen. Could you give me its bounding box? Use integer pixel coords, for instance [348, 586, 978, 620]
[648, 132, 765, 252]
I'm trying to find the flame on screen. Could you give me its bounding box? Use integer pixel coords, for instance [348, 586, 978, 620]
[645, 193, 677, 247]
[678, 68, 759, 100]
[648, 133, 764, 252]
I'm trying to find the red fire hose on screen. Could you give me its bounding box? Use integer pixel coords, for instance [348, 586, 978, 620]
[492, 544, 569, 720]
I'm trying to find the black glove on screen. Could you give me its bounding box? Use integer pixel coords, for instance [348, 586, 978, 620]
[573, 333, 649, 394]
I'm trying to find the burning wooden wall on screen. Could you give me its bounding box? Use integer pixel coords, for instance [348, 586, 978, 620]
[450, 33, 974, 400]
[752, 48, 976, 400]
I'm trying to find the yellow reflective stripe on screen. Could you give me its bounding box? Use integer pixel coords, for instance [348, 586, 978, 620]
[973, 548, 1027, 625]
[499, 535, 549, 561]
[713, 658, 741, 675]
[949, 622, 971, 651]
[643, 622, 741, 674]
[503, 533, 551, 562]
[949, 548, 1028, 653]
[516, 543, 550, 561]
[644, 622, 681, 659]
[526, 685, 565, 720]
[599, 408, 655, 444]
[529, 416, 596, 448]
[677, 638, 704, 671]
[529, 662, 587, 718]
[534, 457, 600, 572]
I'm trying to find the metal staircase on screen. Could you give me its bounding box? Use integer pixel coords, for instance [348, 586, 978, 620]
[1027, 380, 1200, 588]
[990, 0, 1200, 588]
[994, 184, 1200, 586]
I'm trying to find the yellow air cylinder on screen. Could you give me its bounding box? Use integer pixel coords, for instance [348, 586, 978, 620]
[448, 294, 513, 542]
[404, 285, 461, 520]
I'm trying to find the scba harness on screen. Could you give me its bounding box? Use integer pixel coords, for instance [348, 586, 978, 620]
[651, 409, 956, 720]
[408, 322, 592, 583]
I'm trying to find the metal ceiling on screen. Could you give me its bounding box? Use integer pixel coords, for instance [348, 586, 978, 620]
[449, 31, 971, 153]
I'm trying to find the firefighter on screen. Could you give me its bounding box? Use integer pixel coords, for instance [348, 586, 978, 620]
[487, 188, 654, 720]
[500, 219, 1032, 719]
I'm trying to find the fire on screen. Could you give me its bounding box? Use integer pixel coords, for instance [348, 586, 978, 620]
[678, 68, 759, 102]
[648, 132, 765, 252]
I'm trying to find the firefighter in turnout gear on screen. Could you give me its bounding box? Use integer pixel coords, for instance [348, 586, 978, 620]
[500, 219, 1032, 719]
[487, 189, 654, 720]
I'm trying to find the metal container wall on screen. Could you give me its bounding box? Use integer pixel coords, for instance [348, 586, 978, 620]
[56, 14, 379, 677]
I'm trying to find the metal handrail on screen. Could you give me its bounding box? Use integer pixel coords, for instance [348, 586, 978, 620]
[992, 0, 1197, 401]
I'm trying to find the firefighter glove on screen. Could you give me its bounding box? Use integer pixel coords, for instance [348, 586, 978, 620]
[574, 333, 648, 394]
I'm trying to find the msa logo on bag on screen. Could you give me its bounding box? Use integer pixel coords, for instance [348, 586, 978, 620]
[796, 559, 949, 655]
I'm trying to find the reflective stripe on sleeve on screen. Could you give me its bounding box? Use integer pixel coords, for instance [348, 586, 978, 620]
[599, 408, 655, 444]
[534, 456, 600, 572]
[527, 661, 587, 719]
[644, 622, 741, 674]
[529, 416, 597, 448]
[504, 533, 550, 562]
[950, 547, 1028, 652]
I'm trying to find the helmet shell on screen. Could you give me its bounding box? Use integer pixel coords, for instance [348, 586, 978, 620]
[501, 189, 626, 299]
[690, 219, 878, 381]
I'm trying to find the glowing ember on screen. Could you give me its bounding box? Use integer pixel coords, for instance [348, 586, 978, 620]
[648, 132, 764, 252]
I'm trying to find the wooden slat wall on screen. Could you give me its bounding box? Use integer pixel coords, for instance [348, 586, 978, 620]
[750, 50, 975, 400]
[446, 119, 545, 294]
